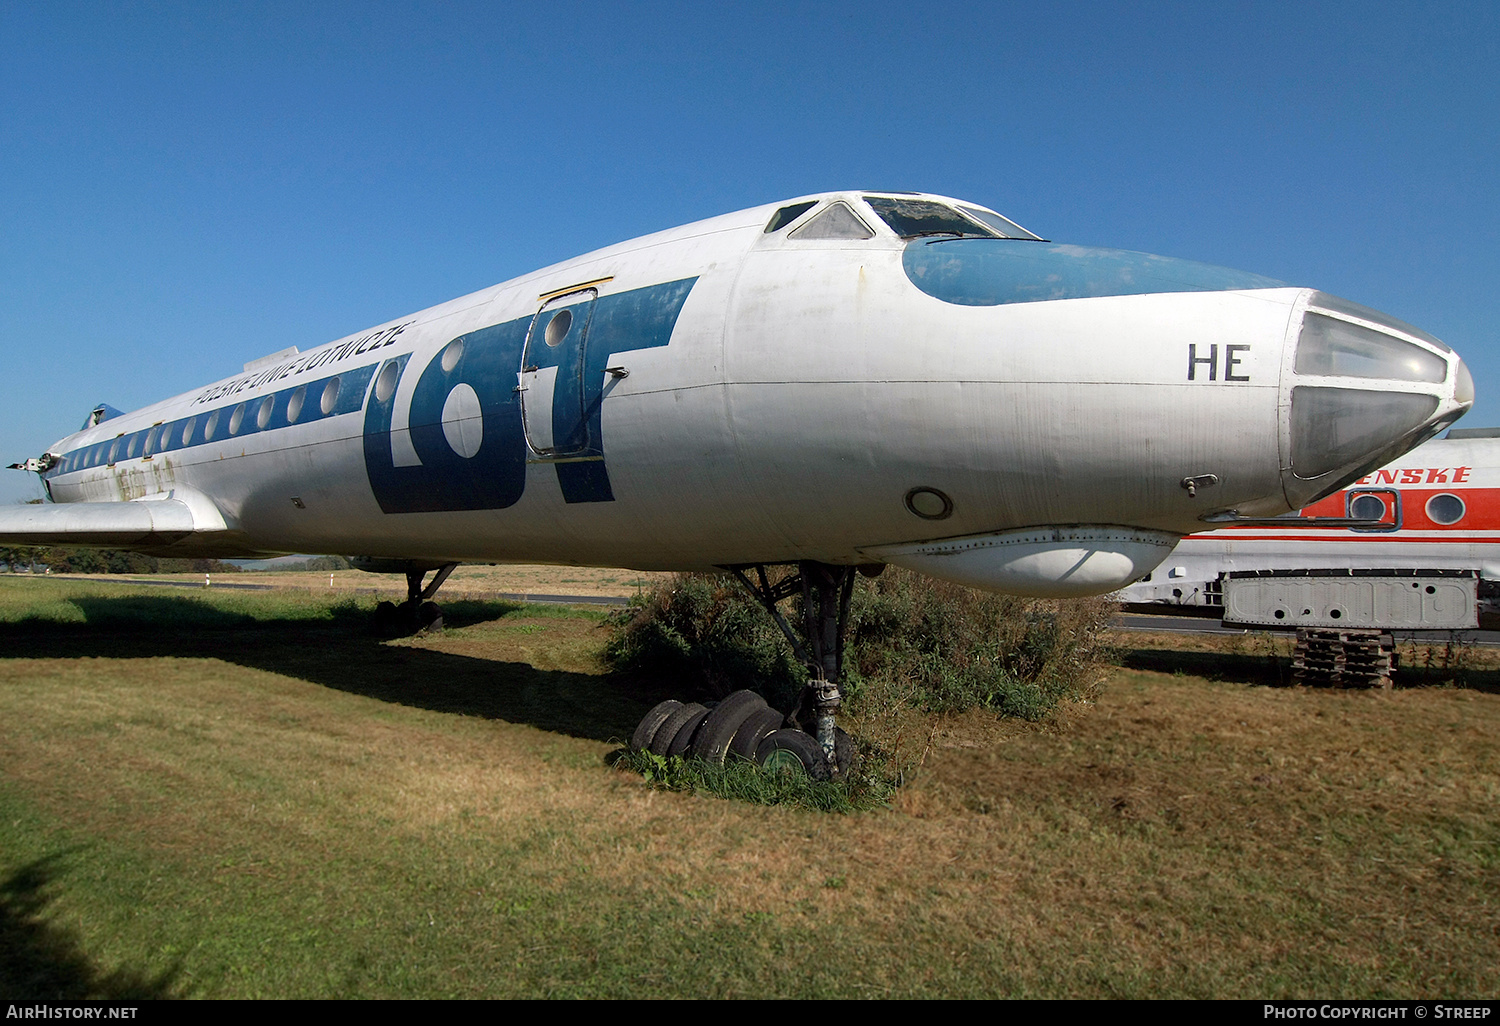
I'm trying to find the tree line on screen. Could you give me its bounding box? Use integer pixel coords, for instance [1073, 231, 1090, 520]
[0, 548, 244, 574]
[0, 549, 354, 574]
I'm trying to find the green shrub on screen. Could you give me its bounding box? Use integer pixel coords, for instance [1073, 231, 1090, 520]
[602, 573, 805, 707]
[845, 568, 1116, 720]
[604, 567, 1117, 721]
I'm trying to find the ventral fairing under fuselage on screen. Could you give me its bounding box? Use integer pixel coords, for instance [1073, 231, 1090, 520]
[6, 192, 1475, 598]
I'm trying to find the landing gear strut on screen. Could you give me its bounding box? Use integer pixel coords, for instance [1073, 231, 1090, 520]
[725, 561, 859, 778]
[714, 564, 870, 774]
[373, 562, 458, 637]
[626, 560, 870, 780]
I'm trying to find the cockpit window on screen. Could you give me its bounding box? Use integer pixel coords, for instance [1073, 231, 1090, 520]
[789, 201, 875, 240]
[864, 196, 1001, 239]
[764, 201, 818, 233]
[958, 205, 1042, 241]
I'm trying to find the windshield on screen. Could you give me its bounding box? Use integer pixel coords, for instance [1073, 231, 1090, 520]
[864, 197, 999, 239]
[958, 205, 1042, 241]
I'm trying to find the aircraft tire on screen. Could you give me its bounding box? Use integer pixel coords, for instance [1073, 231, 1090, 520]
[755, 729, 830, 781]
[727, 706, 785, 763]
[416, 601, 443, 634]
[373, 601, 399, 637]
[665, 704, 711, 758]
[631, 700, 684, 752]
[689, 690, 767, 765]
[650, 702, 706, 757]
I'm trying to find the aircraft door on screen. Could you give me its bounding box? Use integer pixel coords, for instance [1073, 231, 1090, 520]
[520, 288, 598, 458]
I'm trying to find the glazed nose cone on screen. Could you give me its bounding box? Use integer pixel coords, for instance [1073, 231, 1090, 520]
[1284, 292, 1472, 508]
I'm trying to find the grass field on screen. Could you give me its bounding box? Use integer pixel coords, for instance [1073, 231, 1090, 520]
[54, 563, 671, 599]
[1, 577, 1496, 998]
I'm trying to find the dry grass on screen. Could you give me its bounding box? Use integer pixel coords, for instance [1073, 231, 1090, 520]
[44, 563, 671, 600]
[1, 578, 1496, 998]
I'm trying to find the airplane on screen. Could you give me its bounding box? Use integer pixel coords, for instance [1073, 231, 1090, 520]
[3, 191, 1475, 774]
[1119, 427, 1500, 638]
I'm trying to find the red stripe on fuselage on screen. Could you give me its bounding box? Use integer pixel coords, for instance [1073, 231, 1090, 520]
[1188, 484, 1500, 541]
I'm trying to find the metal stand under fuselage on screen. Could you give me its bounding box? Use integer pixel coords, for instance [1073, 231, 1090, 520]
[725, 561, 857, 776]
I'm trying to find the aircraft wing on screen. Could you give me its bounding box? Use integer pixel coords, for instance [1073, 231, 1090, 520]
[0, 496, 228, 549]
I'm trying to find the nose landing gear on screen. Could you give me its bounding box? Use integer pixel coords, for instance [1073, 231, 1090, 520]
[627, 561, 861, 780]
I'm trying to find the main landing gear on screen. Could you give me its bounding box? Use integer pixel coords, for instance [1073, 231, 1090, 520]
[372, 562, 458, 637]
[628, 560, 869, 780]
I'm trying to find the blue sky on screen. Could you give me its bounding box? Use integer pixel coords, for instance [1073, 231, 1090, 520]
[3, 0, 1496, 505]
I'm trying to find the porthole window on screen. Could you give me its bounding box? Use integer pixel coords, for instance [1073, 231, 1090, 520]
[320, 376, 341, 415]
[182, 417, 196, 446]
[905, 486, 954, 520]
[257, 395, 274, 429]
[375, 361, 400, 402]
[144, 425, 160, 456]
[205, 410, 220, 440]
[126, 434, 141, 459]
[544, 309, 572, 347]
[1426, 492, 1466, 525]
[1348, 493, 1387, 520]
[287, 386, 306, 423]
[228, 403, 246, 435]
[441, 338, 464, 373]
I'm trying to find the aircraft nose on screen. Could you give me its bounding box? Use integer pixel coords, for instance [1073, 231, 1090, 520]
[1283, 291, 1473, 507]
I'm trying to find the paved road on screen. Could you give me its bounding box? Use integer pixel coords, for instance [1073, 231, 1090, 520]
[41, 574, 632, 606]
[33, 577, 1500, 642]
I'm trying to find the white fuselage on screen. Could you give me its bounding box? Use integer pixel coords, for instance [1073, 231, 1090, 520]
[30, 193, 1472, 596]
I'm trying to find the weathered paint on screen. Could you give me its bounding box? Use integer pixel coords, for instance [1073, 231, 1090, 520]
[14, 192, 1471, 594]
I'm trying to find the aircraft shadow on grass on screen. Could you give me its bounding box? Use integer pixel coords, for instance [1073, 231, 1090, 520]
[0, 594, 678, 745]
[1117, 643, 1500, 693]
[5, 595, 1494, 741]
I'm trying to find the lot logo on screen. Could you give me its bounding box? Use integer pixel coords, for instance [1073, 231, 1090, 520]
[362, 278, 696, 513]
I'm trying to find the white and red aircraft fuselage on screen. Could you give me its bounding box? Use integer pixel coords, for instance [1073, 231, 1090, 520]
[1121, 432, 1500, 623]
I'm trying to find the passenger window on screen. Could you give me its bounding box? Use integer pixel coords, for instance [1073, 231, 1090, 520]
[790, 202, 874, 240]
[1426, 493, 1465, 525]
[764, 201, 818, 233]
